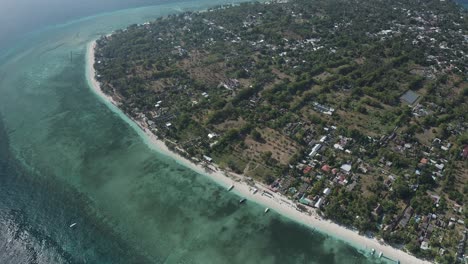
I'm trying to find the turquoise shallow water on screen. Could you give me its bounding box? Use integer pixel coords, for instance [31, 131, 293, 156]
[0, 1, 388, 263]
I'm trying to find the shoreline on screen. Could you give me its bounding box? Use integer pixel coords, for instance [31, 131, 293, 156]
[85, 40, 431, 264]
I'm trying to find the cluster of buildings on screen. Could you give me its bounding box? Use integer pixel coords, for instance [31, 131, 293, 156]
[95, 1, 467, 260]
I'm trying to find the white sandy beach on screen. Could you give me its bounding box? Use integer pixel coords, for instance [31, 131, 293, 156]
[86, 40, 431, 264]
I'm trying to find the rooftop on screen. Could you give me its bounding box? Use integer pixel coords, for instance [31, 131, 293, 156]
[401, 90, 421, 105]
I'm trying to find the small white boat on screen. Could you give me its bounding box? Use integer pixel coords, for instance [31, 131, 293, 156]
[264, 208, 270, 214]
[378, 252, 383, 258]
[227, 185, 234, 191]
[239, 198, 246, 204]
[69, 223, 77, 228]
[252, 188, 258, 194]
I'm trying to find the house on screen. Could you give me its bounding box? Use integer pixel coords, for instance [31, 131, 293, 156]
[340, 164, 352, 173]
[457, 233, 467, 261]
[334, 143, 344, 151]
[309, 144, 322, 157]
[299, 197, 313, 206]
[208, 133, 218, 139]
[323, 188, 331, 196]
[453, 203, 463, 213]
[440, 143, 451, 151]
[334, 136, 351, 151]
[430, 194, 440, 204]
[358, 164, 368, 174]
[219, 79, 240, 90]
[399, 206, 414, 228]
[425, 224, 434, 238]
[203, 155, 213, 162]
[435, 163, 444, 170]
[346, 181, 357, 191]
[312, 102, 335, 115]
[303, 166, 312, 174]
[400, 90, 421, 105]
[372, 204, 383, 217]
[337, 174, 348, 185]
[301, 176, 312, 184]
[321, 164, 331, 173]
[462, 145, 468, 159]
[384, 176, 395, 188]
[314, 198, 323, 208]
[420, 241, 430, 250]
[448, 221, 455, 228]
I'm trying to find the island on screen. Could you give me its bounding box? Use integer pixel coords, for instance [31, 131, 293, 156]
[88, 0, 468, 263]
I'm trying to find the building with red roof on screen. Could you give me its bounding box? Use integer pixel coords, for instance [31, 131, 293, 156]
[321, 164, 331, 172]
[303, 166, 312, 174]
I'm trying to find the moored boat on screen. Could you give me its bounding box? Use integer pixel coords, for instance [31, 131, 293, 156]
[264, 208, 270, 214]
[239, 198, 246, 204]
[70, 223, 77, 228]
[227, 184, 234, 191]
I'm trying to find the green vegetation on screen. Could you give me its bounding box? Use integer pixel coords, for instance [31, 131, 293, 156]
[94, 0, 468, 262]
